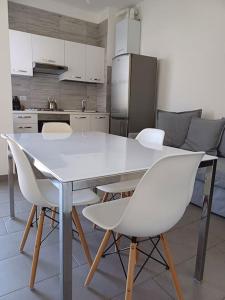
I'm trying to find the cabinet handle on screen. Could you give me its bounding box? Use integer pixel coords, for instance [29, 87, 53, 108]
[18, 126, 32, 129]
[17, 70, 27, 73]
[94, 78, 100, 81]
[47, 59, 56, 63]
[75, 76, 82, 79]
[96, 116, 106, 119]
[18, 116, 31, 119]
[75, 116, 87, 119]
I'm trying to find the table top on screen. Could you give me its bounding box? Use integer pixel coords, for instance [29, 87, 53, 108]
[3, 132, 217, 183]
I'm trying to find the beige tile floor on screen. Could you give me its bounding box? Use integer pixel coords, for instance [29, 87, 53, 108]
[0, 180, 225, 300]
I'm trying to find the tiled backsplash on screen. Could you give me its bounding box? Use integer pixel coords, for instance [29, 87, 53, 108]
[8, 1, 109, 112]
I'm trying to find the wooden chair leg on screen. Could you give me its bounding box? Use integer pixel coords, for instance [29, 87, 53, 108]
[93, 192, 109, 230]
[72, 207, 93, 266]
[115, 232, 121, 252]
[116, 192, 127, 249]
[20, 205, 37, 252]
[85, 230, 111, 286]
[29, 208, 45, 289]
[160, 234, 184, 300]
[125, 242, 137, 300]
[50, 207, 56, 228]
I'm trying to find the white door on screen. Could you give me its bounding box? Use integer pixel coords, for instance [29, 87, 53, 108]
[32, 34, 64, 66]
[9, 30, 33, 76]
[86, 45, 105, 83]
[90, 115, 109, 133]
[70, 115, 90, 132]
[60, 41, 86, 82]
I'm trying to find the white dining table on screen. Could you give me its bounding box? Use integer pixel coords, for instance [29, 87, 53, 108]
[2, 131, 217, 300]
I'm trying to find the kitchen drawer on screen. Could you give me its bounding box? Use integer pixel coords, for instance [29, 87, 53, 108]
[70, 114, 90, 132]
[13, 123, 38, 133]
[13, 113, 38, 124]
[90, 115, 109, 133]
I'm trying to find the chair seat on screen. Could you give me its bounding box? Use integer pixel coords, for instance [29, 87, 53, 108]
[37, 179, 100, 207]
[83, 197, 130, 230]
[97, 179, 140, 194]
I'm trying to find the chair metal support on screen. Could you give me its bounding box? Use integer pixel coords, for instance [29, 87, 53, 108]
[102, 233, 169, 282]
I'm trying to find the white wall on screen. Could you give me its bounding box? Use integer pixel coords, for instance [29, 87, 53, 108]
[0, 0, 13, 175]
[140, 0, 225, 118]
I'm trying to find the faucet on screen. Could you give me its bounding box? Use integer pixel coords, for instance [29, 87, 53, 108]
[81, 99, 87, 112]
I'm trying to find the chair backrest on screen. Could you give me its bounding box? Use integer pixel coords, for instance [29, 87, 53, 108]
[42, 122, 72, 133]
[7, 139, 47, 206]
[115, 152, 204, 237]
[136, 128, 165, 147]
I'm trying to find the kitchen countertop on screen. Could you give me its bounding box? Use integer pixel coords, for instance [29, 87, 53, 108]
[13, 110, 109, 115]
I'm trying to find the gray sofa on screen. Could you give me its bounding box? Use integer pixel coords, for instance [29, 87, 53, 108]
[157, 109, 225, 217]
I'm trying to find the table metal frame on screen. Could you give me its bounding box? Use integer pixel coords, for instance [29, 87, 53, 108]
[7, 147, 217, 299]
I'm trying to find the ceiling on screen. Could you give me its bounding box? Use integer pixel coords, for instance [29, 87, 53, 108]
[52, 0, 141, 12]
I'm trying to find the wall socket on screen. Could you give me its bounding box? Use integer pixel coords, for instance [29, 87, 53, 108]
[19, 96, 27, 101]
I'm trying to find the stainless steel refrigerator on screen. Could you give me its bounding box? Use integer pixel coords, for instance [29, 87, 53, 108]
[110, 53, 157, 137]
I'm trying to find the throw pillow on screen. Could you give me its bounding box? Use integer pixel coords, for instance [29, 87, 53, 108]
[181, 118, 225, 155]
[156, 109, 202, 147]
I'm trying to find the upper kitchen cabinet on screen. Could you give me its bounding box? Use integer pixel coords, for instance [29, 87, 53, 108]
[31, 34, 65, 66]
[9, 30, 33, 76]
[60, 41, 86, 82]
[86, 45, 105, 83]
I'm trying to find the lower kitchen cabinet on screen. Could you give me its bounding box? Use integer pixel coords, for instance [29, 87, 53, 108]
[70, 114, 109, 133]
[70, 114, 90, 132]
[13, 113, 38, 133]
[13, 123, 38, 133]
[13, 113, 109, 133]
[90, 115, 109, 133]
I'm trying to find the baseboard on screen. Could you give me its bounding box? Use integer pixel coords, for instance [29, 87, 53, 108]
[0, 175, 9, 182]
[0, 174, 17, 182]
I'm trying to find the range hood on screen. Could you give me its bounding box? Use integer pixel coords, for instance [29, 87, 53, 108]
[33, 62, 68, 75]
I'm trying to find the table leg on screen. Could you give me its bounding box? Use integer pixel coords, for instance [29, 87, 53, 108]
[59, 182, 73, 300]
[8, 148, 15, 219]
[194, 160, 217, 281]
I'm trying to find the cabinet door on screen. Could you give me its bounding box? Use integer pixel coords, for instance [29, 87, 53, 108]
[13, 123, 38, 133]
[90, 115, 109, 133]
[70, 115, 90, 132]
[13, 113, 38, 124]
[32, 34, 64, 66]
[86, 45, 105, 83]
[60, 41, 86, 82]
[9, 30, 33, 76]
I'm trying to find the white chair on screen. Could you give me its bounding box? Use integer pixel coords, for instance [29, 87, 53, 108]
[83, 152, 204, 300]
[42, 122, 73, 133]
[96, 128, 165, 201]
[42, 122, 73, 226]
[7, 138, 100, 289]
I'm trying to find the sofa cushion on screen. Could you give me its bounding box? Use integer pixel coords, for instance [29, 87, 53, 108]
[181, 118, 225, 155]
[196, 157, 225, 189]
[218, 128, 225, 157]
[156, 109, 202, 147]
